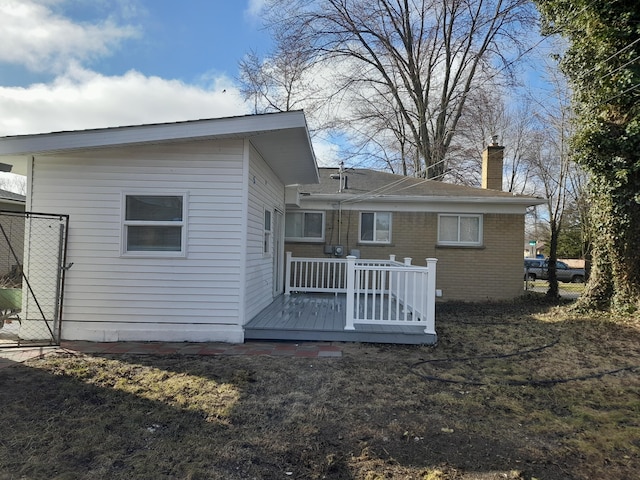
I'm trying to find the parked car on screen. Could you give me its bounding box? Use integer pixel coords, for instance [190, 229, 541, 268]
[524, 258, 585, 283]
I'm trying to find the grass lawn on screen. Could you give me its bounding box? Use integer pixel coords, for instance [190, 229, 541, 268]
[1, 298, 638, 480]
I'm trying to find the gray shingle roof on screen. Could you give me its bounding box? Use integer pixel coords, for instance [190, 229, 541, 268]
[0, 188, 25, 203]
[299, 168, 535, 199]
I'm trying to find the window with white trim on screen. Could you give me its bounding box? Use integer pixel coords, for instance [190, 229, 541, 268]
[285, 211, 325, 242]
[438, 214, 483, 246]
[123, 194, 187, 256]
[359, 212, 391, 243]
[264, 209, 272, 255]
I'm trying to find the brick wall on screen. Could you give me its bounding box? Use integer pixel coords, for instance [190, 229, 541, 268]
[285, 210, 524, 301]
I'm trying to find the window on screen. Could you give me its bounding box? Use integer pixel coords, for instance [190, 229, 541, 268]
[285, 211, 325, 242]
[359, 212, 391, 243]
[264, 209, 272, 255]
[438, 214, 482, 246]
[123, 194, 187, 256]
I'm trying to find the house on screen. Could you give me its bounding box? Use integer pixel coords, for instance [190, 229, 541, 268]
[284, 143, 545, 302]
[0, 188, 26, 281]
[0, 111, 318, 343]
[0, 111, 544, 346]
[0, 188, 26, 212]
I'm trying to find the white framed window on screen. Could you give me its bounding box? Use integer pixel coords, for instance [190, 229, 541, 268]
[264, 208, 272, 255]
[359, 212, 391, 244]
[285, 211, 325, 242]
[438, 214, 483, 246]
[122, 193, 187, 257]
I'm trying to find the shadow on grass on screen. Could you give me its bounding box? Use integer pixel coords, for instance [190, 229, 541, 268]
[1, 301, 639, 480]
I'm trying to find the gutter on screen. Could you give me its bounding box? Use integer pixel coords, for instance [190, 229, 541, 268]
[305, 193, 546, 207]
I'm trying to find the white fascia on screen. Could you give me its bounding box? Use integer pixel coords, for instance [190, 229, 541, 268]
[297, 194, 545, 215]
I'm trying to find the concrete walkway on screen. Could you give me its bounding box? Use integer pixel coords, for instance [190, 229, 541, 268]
[0, 346, 58, 368]
[0, 340, 343, 369]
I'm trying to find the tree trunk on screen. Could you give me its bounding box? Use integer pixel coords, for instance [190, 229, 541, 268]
[610, 192, 640, 311]
[546, 219, 560, 300]
[577, 185, 640, 312]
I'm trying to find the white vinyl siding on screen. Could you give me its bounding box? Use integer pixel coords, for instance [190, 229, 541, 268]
[28, 140, 246, 342]
[438, 214, 483, 246]
[244, 143, 285, 322]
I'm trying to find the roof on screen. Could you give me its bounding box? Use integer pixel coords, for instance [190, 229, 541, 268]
[297, 167, 543, 206]
[0, 188, 25, 204]
[0, 111, 319, 185]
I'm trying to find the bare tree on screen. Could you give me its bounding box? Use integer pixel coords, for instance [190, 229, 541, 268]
[450, 87, 539, 191]
[565, 164, 591, 260]
[340, 87, 419, 174]
[246, 0, 537, 178]
[527, 66, 580, 299]
[239, 41, 319, 114]
[530, 131, 570, 299]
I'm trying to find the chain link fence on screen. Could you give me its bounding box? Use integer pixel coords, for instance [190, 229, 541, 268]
[0, 210, 69, 347]
[524, 279, 584, 300]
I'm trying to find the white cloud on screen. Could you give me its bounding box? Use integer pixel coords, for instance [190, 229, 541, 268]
[0, 66, 249, 136]
[0, 0, 338, 170]
[244, 0, 266, 21]
[0, 0, 139, 73]
[310, 135, 342, 168]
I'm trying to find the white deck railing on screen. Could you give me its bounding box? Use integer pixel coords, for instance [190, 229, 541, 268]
[285, 253, 437, 334]
[285, 253, 348, 294]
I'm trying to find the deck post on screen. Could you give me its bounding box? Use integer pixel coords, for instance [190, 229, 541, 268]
[404, 257, 412, 266]
[285, 252, 292, 295]
[425, 258, 438, 334]
[389, 254, 395, 263]
[344, 255, 356, 330]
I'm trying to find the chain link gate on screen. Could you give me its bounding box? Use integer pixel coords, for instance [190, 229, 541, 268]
[0, 210, 69, 348]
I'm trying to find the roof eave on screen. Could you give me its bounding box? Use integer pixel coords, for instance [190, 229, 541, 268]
[303, 193, 546, 206]
[0, 111, 319, 185]
[0, 198, 26, 206]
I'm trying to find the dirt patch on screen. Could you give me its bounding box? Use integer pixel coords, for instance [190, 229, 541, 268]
[1, 299, 638, 479]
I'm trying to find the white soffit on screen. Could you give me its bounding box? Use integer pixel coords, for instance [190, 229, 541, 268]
[298, 194, 545, 212]
[250, 126, 319, 185]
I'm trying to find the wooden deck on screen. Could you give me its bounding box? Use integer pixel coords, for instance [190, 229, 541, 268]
[244, 293, 437, 345]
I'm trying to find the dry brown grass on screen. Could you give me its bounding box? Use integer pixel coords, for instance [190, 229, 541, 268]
[0, 298, 638, 480]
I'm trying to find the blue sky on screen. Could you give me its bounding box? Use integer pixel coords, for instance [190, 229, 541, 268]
[0, 0, 554, 173]
[2, 1, 270, 87]
[0, 1, 280, 140]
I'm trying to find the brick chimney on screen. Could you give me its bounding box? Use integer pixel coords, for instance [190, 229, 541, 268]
[482, 135, 504, 191]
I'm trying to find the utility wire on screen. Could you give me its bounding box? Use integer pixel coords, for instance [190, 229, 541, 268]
[339, 174, 419, 205]
[597, 81, 640, 106]
[411, 340, 559, 367]
[338, 157, 457, 205]
[410, 364, 638, 387]
[409, 340, 639, 387]
[583, 37, 640, 77]
[593, 54, 640, 82]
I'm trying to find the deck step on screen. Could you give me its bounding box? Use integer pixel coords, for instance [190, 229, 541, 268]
[244, 326, 436, 345]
